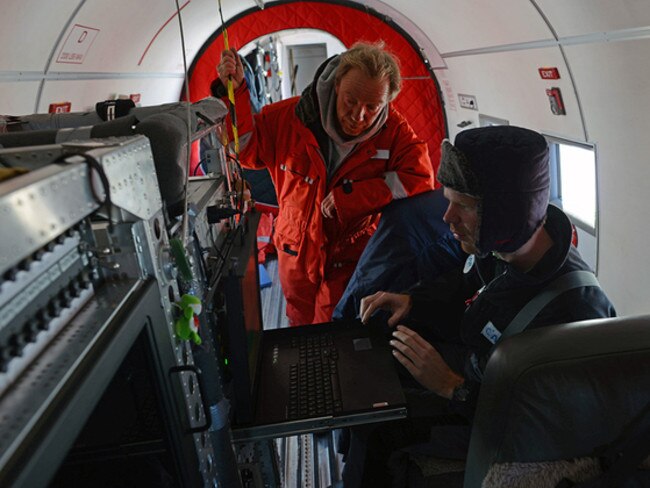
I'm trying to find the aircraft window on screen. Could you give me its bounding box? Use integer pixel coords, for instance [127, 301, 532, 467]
[546, 136, 598, 272]
[548, 139, 597, 233]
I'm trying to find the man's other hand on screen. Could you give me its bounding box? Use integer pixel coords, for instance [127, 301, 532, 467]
[360, 291, 412, 327]
[390, 325, 464, 399]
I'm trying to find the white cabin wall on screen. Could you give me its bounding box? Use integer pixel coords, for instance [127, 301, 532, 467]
[434, 48, 584, 142]
[38, 79, 184, 113]
[0, 83, 41, 114]
[562, 38, 650, 315]
[536, 0, 650, 314]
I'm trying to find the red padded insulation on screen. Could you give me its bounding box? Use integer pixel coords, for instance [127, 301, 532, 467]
[188, 1, 446, 176]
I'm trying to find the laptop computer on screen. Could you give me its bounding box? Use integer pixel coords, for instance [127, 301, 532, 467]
[221, 218, 407, 442]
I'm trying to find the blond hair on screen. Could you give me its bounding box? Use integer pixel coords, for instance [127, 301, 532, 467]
[335, 41, 402, 101]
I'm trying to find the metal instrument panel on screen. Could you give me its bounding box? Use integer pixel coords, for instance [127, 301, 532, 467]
[0, 278, 142, 487]
[0, 163, 98, 276]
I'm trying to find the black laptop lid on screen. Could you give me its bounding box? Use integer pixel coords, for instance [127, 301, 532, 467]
[232, 318, 408, 442]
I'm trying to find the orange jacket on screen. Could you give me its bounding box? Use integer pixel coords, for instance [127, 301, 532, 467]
[224, 82, 434, 320]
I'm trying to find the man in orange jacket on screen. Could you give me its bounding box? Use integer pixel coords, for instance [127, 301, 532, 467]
[213, 42, 435, 326]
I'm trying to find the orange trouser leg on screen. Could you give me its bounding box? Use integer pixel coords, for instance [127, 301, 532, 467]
[277, 252, 318, 327]
[284, 289, 318, 326]
[312, 263, 356, 324]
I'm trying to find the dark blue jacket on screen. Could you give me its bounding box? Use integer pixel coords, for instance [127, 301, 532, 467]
[408, 204, 617, 417]
[333, 189, 466, 319]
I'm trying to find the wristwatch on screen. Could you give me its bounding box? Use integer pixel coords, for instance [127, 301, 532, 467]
[451, 381, 471, 402]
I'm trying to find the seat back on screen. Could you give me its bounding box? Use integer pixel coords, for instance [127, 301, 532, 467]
[464, 315, 650, 487]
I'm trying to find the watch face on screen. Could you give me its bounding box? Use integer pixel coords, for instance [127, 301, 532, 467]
[453, 383, 470, 402]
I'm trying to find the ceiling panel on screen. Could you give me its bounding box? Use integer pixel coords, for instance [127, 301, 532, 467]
[50, 0, 188, 73]
[0, 0, 80, 72]
[536, 0, 650, 38]
[46, 0, 261, 73]
[380, 0, 553, 54]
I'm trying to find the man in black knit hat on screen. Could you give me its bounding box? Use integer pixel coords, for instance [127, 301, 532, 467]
[342, 125, 616, 487]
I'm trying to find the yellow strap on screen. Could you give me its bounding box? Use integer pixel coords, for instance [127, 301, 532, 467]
[0, 167, 29, 182]
[218, 0, 240, 156]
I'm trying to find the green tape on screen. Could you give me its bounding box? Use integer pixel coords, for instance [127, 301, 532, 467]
[169, 238, 193, 282]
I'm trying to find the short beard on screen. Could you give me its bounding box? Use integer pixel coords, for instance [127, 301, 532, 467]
[460, 241, 479, 255]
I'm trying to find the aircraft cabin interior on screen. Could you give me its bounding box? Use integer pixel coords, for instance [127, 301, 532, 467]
[0, 0, 649, 487]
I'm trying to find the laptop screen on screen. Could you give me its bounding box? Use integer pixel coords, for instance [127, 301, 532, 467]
[240, 241, 263, 390]
[222, 216, 265, 424]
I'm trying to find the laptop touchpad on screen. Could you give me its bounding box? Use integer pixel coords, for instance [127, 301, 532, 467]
[353, 338, 372, 351]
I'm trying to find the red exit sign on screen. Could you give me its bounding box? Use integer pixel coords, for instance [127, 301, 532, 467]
[539, 67, 561, 80]
[49, 102, 72, 113]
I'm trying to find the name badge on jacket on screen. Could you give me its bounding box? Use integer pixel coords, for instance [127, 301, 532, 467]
[373, 149, 390, 159]
[481, 321, 502, 344]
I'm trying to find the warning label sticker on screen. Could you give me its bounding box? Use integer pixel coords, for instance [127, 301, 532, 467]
[56, 24, 100, 65]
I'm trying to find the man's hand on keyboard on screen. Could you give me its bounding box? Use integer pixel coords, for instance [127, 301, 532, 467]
[360, 291, 412, 327]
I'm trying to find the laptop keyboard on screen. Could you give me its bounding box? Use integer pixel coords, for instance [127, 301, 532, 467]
[288, 334, 343, 419]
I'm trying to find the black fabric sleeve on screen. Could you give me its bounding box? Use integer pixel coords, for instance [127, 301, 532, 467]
[448, 379, 481, 420]
[407, 266, 471, 342]
[210, 78, 227, 98]
[210, 78, 250, 100]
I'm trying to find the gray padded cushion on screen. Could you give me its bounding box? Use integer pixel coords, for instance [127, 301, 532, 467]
[132, 98, 228, 128]
[89, 114, 137, 138]
[0, 129, 58, 147]
[134, 113, 188, 214]
[7, 111, 104, 130]
[4, 98, 227, 132]
[464, 315, 650, 488]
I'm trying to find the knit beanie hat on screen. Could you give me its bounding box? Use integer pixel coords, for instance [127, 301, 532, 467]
[437, 126, 550, 256]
